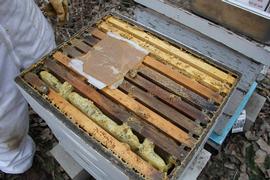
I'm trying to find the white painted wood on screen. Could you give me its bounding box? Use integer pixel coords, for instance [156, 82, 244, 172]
[224, 0, 270, 18]
[180, 149, 211, 180]
[134, 0, 270, 66]
[244, 92, 266, 130]
[50, 144, 91, 180]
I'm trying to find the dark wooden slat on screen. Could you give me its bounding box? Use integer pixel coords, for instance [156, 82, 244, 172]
[44, 59, 188, 160]
[62, 45, 83, 58]
[70, 38, 92, 53]
[90, 28, 107, 40]
[24, 72, 49, 94]
[103, 87, 196, 147]
[82, 35, 100, 46]
[125, 74, 209, 124]
[139, 65, 217, 111]
[119, 80, 203, 136]
[144, 56, 223, 104]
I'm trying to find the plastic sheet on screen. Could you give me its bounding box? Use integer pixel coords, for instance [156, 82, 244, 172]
[70, 32, 148, 89]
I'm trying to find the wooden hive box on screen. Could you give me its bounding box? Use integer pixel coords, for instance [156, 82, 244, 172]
[16, 14, 239, 179]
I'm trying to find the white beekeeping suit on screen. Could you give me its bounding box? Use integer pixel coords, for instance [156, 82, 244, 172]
[0, 0, 61, 174]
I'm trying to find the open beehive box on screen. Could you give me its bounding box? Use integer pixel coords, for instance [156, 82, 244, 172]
[16, 14, 239, 179]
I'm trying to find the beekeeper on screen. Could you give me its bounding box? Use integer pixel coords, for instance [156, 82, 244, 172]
[0, 0, 68, 174]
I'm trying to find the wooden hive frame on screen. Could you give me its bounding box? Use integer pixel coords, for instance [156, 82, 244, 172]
[16, 14, 239, 179]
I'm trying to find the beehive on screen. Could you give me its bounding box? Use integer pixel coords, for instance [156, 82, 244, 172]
[18, 15, 238, 179]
